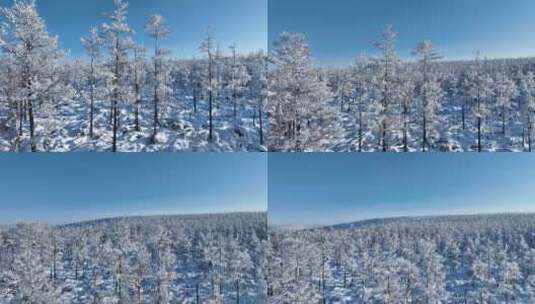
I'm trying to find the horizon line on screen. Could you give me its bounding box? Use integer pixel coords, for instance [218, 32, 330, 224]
[0, 210, 267, 227]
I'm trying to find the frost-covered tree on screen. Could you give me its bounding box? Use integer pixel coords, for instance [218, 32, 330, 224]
[494, 73, 518, 135]
[352, 53, 371, 152]
[248, 51, 268, 146]
[228, 43, 250, 120]
[269, 32, 339, 151]
[199, 29, 216, 142]
[519, 72, 535, 151]
[81, 27, 103, 138]
[0, 0, 65, 151]
[466, 53, 494, 152]
[145, 14, 171, 142]
[131, 45, 146, 132]
[100, 0, 133, 152]
[413, 40, 443, 151]
[371, 25, 401, 152]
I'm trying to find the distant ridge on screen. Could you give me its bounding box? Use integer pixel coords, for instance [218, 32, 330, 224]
[48, 211, 266, 228]
[305, 212, 535, 231]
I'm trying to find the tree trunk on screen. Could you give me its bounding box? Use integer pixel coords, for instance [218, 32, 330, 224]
[259, 107, 264, 145]
[502, 104, 506, 135]
[462, 101, 466, 130]
[112, 39, 120, 153]
[422, 114, 427, 152]
[28, 100, 35, 152]
[236, 276, 240, 304]
[113, 99, 118, 152]
[208, 53, 214, 142]
[477, 116, 482, 152]
[358, 106, 363, 152]
[153, 36, 160, 140]
[89, 58, 95, 138]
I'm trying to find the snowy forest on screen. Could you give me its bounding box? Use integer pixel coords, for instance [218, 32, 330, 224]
[0, 0, 268, 152]
[0, 212, 268, 303]
[267, 213, 535, 303]
[268, 26, 535, 152]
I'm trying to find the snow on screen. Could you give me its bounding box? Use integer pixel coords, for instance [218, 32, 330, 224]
[0, 94, 266, 152]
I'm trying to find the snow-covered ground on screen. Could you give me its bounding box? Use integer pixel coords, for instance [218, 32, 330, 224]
[0, 95, 267, 152]
[0, 212, 268, 303]
[268, 213, 535, 303]
[330, 95, 528, 152]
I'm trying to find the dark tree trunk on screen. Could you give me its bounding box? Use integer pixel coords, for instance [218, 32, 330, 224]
[28, 99, 35, 152]
[236, 277, 240, 304]
[208, 53, 214, 142]
[477, 116, 482, 152]
[89, 58, 95, 138]
[502, 104, 506, 135]
[422, 115, 427, 152]
[259, 107, 264, 145]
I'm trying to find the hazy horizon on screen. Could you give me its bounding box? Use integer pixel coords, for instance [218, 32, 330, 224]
[269, 154, 535, 227]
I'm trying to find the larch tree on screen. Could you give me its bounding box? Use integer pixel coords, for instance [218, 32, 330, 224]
[352, 52, 370, 152]
[494, 72, 518, 136]
[145, 14, 171, 142]
[248, 51, 268, 146]
[371, 25, 400, 152]
[131, 45, 146, 132]
[199, 30, 216, 142]
[0, 0, 65, 151]
[269, 32, 338, 151]
[467, 53, 494, 152]
[519, 72, 535, 151]
[101, 0, 133, 152]
[413, 40, 443, 151]
[81, 27, 103, 139]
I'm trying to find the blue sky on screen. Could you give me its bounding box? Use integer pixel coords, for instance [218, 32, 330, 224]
[269, 154, 535, 227]
[0, 0, 267, 58]
[0, 153, 267, 225]
[269, 0, 535, 66]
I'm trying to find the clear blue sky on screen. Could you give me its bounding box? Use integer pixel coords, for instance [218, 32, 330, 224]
[0, 153, 267, 225]
[269, 0, 535, 66]
[0, 0, 267, 58]
[269, 154, 535, 227]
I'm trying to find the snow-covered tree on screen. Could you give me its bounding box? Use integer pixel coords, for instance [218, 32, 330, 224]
[371, 25, 401, 152]
[0, 0, 65, 151]
[145, 14, 171, 142]
[199, 29, 216, 142]
[269, 32, 340, 151]
[519, 72, 535, 151]
[494, 73, 518, 136]
[100, 0, 133, 152]
[413, 40, 443, 151]
[81, 27, 103, 138]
